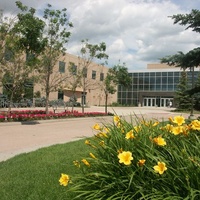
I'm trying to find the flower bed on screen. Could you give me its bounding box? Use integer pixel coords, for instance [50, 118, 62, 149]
[59, 115, 200, 199]
[0, 110, 112, 122]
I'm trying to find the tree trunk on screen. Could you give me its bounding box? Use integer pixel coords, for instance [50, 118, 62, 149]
[45, 67, 51, 114]
[81, 92, 85, 114]
[45, 93, 49, 114]
[8, 92, 14, 113]
[105, 92, 108, 114]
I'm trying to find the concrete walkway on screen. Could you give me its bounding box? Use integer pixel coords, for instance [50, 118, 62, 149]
[0, 106, 198, 162]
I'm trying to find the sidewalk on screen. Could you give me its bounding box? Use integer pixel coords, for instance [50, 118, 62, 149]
[0, 106, 198, 162]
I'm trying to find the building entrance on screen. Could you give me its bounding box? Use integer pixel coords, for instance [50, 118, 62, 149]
[143, 97, 173, 107]
[143, 98, 156, 107]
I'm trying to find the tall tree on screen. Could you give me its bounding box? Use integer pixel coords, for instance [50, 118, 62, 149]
[13, 1, 47, 60]
[0, 13, 16, 84]
[37, 4, 73, 113]
[175, 70, 191, 110]
[190, 72, 200, 111]
[65, 62, 82, 111]
[103, 62, 131, 113]
[171, 9, 200, 33]
[0, 2, 45, 111]
[161, 9, 200, 113]
[161, 9, 200, 70]
[77, 39, 108, 113]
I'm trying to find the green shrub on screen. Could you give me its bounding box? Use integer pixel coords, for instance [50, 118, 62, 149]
[60, 115, 200, 199]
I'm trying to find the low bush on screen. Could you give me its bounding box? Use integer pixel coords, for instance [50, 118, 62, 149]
[0, 110, 111, 122]
[60, 115, 200, 199]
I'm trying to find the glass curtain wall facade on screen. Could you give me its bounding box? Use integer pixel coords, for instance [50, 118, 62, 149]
[118, 70, 200, 107]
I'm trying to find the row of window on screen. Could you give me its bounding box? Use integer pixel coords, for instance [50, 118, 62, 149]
[4, 51, 105, 81]
[59, 61, 104, 81]
[118, 71, 199, 92]
[118, 70, 200, 105]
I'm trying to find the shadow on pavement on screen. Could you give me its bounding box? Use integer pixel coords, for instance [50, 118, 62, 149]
[21, 121, 40, 125]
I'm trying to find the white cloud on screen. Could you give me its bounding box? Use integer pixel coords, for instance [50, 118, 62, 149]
[1, 0, 200, 70]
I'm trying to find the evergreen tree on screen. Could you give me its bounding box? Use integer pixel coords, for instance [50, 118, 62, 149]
[175, 70, 191, 110]
[192, 72, 200, 110]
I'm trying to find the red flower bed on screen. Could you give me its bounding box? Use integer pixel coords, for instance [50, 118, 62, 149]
[0, 110, 112, 122]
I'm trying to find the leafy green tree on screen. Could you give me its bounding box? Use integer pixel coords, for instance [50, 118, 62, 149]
[33, 4, 73, 113]
[0, 13, 16, 84]
[65, 62, 82, 111]
[0, 2, 47, 111]
[77, 39, 108, 113]
[103, 62, 131, 113]
[13, 1, 47, 60]
[161, 9, 200, 113]
[0, 2, 73, 113]
[1, 36, 36, 111]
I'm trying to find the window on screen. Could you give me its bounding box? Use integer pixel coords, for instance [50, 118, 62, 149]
[100, 72, 104, 81]
[26, 53, 35, 63]
[156, 77, 161, 84]
[70, 63, 77, 75]
[150, 77, 155, 84]
[4, 48, 14, 61]
[162, 85, 167, 90]
[162, 77, 167, 84]
[59, 61, 65, 73]
[168, 77, 173, 83]
[58, 90, 64, 100]
[162, 72, 167, 76]
[118, 92, 122, 98]
[168, 85, 174, 91]
[174, 72, 180, 76]
[92, 70, 96, 79]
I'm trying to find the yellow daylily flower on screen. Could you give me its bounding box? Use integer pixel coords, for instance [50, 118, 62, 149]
[99, 132, 108, 138]
[120, 127, 125, 133]
[73, 160, 80, 168]
[89, 153, 97, 159]
[133, 125, 141, 133]
[114, 115, 120, 123]
[99, 140, 105, 146]
[118, 151, 133, 165]
[143, 121, 150, 126]
[153, 136, 166, 146]
[125, 130, 135, 139]
[82, 159, 90, 167]
[153, 162, 167, 175]
[117, 121, 122, 128]
[85, 140, 90, 145]
[173, 116, 185, 126]
[153, 121, 160, 126]
[103, 127, 110, 133]
[181, 124, 189, 135]
[190, 120, 200, 130]
[85, 139, 96, 148]
[59, 173, 70, 186]
[171, 126, 183, 135]
[168, 117, 174, 123]
[137, 159, 146, 167]
[163, 124, 173, 132]
[93, 123, 101, 130]
[117, 148, 123, 154]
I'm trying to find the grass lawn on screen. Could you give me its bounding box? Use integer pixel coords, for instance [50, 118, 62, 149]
[172, 109, 200, 114]
[0, 139, 89, 200]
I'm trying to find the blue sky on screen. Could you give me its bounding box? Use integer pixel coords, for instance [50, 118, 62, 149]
[1, 0, 200, 71]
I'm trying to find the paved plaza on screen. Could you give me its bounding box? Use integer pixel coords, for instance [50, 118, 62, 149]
[0, 106, 198, 162]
